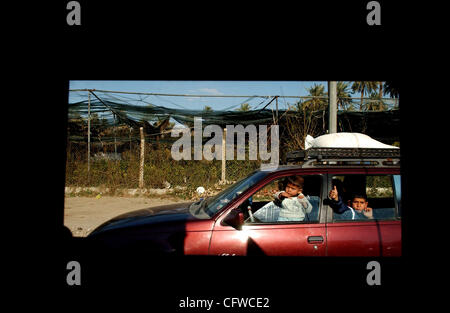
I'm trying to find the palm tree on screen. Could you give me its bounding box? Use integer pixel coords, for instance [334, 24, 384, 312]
[285, 98, 322, 150]
[303, 83, 327, 110]
[378, 81, 383, 99]
[203, 105, 213, 112]
[383, 81, 399, 109]
[383, 81, 399, 98]
[236, 103, 251, 112]
[336, 81, 353, 111]
[351, 81, 378, 111]
[367, 91, 386, 111]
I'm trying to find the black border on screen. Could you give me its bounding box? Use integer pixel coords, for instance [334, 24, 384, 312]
[26, 0, 428, 310]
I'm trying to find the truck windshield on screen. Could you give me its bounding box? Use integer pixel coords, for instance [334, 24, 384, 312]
[189, 171, 270, 218]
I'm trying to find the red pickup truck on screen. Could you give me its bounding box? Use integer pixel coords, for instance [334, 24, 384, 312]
[87, 148, 401, 257]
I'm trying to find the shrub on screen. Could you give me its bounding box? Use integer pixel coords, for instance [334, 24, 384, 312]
[65, 143, 260, 193]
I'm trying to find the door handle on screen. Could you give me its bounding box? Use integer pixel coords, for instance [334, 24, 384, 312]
[307, 236, 324, 244]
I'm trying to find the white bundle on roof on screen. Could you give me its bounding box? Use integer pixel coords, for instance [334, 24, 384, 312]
[305, 132, 399, 150]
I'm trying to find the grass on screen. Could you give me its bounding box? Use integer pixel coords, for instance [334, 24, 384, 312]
[65, 144, 261, 197]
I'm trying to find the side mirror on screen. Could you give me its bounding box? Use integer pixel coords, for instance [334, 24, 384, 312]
[221, 208, 244, 230]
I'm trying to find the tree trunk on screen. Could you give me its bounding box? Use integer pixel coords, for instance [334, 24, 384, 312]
[360, 91, 364, 111]
[379, 82, 384, 111]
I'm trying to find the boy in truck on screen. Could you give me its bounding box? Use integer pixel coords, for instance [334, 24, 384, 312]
[328, 185, 373, 220]
[252, 176, 313, 222]
[276, 176, 313, 222]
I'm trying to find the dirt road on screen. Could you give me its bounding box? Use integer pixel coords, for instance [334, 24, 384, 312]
[64, 195, 185, 237]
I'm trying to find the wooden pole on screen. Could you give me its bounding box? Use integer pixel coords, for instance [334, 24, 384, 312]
[87, 91, 91, 180]
[113, 113, 117, 158]
[139, 127, 145, 189]
[129, 127, 132, 153]
[221, 128, 226, 184]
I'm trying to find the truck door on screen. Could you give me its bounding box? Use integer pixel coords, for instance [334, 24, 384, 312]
[210, 174, 328, 256]
[325, 172, 401, 256]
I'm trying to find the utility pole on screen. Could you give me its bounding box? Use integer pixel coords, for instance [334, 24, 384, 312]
[328, 81, 337, 133]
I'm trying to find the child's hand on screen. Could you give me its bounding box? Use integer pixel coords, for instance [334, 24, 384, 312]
[329, 185, 339, 201]
[363, 207, 373, 219]
[279, 191, 290, 198]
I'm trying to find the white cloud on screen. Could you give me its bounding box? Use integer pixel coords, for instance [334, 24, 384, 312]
[198, 88, 224, 95]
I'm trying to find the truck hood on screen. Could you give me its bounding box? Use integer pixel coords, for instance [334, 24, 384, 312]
[88, 202, 210, 236]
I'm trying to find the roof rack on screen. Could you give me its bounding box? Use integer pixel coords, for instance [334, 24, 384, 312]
[286, 147, 400, 163]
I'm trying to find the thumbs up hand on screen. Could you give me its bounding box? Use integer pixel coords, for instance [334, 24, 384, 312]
[329, 185, 339, 201]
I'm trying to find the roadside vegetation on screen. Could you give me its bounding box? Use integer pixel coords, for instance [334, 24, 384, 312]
[66, 81, 399, 198]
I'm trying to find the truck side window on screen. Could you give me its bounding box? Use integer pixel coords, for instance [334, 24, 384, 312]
[247, 175, 322, 223]
[331, 174, 397, 221]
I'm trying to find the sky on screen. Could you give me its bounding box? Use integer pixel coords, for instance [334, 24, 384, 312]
[68, 80, 334, 112]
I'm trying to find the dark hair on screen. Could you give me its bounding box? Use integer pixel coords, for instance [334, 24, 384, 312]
[287, 176, 304, 189]
[352, 193, 368, 201]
